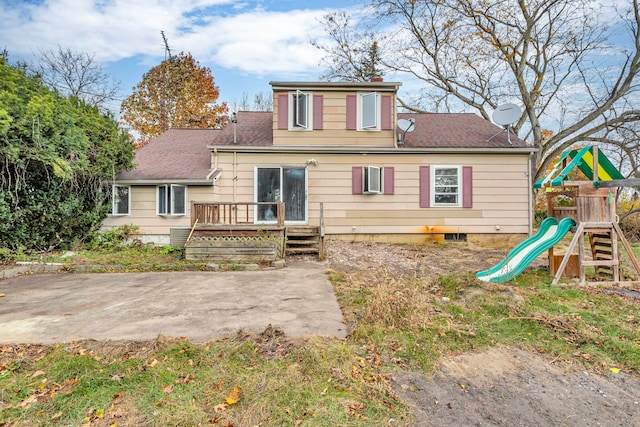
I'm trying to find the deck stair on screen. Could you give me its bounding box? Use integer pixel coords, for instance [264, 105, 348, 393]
[285, 226, 323, 259]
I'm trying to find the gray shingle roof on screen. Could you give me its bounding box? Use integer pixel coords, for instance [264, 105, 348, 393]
[118, 111, 527, 181]
[398, 113, 528, 148]
[117, 128, 219, 181]
[210, 111, 273, 146]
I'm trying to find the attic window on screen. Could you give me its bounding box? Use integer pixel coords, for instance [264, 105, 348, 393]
[289, 90, 313, 130]
[358, 92, 380, 131]
[363, 166, 382, 194]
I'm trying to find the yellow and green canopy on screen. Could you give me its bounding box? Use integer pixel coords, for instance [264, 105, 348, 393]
[534, 146, 625, 188]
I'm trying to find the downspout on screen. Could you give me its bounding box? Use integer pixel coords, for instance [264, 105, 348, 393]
[233, 151, 237, 203]
[213, 147, 218, 199]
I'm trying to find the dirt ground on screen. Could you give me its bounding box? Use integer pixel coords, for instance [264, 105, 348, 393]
[325, 240, 640, 427]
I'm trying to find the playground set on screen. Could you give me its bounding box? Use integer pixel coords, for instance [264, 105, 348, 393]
[477, 145, 640, 285]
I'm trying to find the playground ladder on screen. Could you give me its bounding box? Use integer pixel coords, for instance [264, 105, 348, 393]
[588, 231, 614, 277]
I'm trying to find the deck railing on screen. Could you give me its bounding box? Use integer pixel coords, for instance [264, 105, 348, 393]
[191, 201, 285, 227]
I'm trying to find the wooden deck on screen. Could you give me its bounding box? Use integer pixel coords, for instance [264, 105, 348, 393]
[185, 202, 323, 262]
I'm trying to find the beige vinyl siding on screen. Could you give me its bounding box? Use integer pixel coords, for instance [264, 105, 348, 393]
[211, 151, 531, 236]
[102, 185, 214, 236]
[273, 90, 396, 147]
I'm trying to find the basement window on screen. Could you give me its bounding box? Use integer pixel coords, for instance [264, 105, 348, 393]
[444, 233, 467, 242]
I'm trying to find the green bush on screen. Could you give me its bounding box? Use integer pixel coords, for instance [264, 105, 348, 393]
[87, 225, 139, 250]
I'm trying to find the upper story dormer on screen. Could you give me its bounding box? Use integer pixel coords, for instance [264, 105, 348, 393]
[270, 80, 402, 147]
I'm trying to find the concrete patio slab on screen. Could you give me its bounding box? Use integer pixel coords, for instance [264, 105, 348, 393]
[0, 261, 347, 344]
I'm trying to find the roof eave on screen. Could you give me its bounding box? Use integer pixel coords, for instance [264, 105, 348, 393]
[109, 179, 214, 185]
[269, 81, 402, 92]
[207, 145, 536, 154]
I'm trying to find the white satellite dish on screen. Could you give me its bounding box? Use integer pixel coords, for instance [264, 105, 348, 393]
[491, 103, 522, 146]
[492, 103, 521, 126]
[397, 118, 415, 147]
[397, 118, 415, 133]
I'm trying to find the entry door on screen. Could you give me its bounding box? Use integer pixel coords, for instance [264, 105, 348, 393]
[256, 166, 307, 223]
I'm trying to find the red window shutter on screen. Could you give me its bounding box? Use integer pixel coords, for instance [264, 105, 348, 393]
[419, 166, 430, 208]
[381, 95, 392, 130]
[346, 95, 357, 130]
[277, 94, 288, 129]
[383, 167, 394, 194]
[352, 166, 363, 194]
[313, 95, 323, 130]
[462, 166, 473, 208]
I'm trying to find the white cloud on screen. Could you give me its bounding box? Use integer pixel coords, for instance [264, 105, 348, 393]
[1, 0, 338, 78]
[190, 10, 329, 76]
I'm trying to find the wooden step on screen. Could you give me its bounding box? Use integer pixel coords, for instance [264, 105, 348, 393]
[285, 226, 322, 257]
[286, 239, 320, 245]
[285, 247, 320, 254]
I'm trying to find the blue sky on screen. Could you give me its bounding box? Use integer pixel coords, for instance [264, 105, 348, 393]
[1, 0, 635, 127]
[1, 0, 363, 114]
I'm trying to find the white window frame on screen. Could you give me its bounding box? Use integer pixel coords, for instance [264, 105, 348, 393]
[357, 91, 381, 131]
[431, 165, 462, 207]
[363, 165, 383, 194]
[157, 184, 187, 216]
[111, 185, 130, 216]
[288, 90, 313, 130]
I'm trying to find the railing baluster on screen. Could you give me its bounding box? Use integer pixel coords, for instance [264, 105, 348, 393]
[191, 202, 284, 227]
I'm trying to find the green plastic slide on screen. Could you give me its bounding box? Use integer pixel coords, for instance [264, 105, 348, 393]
[476, 217, 576, 283]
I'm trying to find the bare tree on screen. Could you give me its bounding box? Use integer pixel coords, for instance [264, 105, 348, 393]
[34, 45, 121, 110]
[313, 12, 387, 82]
[252, 91, 273, 111]
[235, 91, 273, 112]
[316, 0, 640, 182]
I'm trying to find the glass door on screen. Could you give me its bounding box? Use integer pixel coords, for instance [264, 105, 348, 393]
[255, 166, 307, 223]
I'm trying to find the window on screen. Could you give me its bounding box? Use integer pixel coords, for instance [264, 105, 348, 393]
[111, 185, 130, 215]
[419, 165, 473, 208]
[347, 93, 391, 131]
[360, 92, 379, 129]
[157, 184, 186, 216]
[433, 166, 460, 205]
[352, 166, 394, 195]
[363, 166, 382, 194]
[289, 90, 312, 130]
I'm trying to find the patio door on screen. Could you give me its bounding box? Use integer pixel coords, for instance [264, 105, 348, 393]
[255, 166, 307, 224]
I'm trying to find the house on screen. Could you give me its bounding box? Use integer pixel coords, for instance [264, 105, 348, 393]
[103, 80, 536, 252]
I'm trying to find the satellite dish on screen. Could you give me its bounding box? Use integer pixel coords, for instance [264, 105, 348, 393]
[397, 118, 415, 133]
[492, 103, 521, 126]
[396, 118, 415, 147]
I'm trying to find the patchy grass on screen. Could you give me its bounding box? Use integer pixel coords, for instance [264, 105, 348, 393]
[1, 334, 409, 426]
[1, 242, 639, 426]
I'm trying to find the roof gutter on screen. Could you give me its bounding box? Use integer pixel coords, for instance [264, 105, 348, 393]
[206, 145, 536, 155]
[111, 179, 214, 185]
[270, 81, 402, 92]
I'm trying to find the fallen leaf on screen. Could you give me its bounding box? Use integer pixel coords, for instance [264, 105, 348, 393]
[148, 359, 159, 368]
[610, 367, 620, 374]
[225, 386, 242, 405]
[20, 394, 38, 408]
[31, 370, 46, 378]
[162, 384, 173, 393]
[213, 403, 227, 412]
[0, 293, 5, 298]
